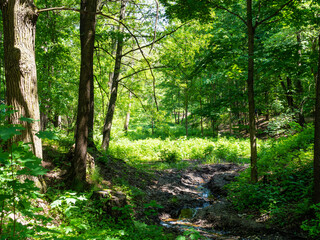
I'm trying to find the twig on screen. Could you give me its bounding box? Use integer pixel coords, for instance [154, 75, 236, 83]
[118, 82, 147, 111]
[118, 66, 167, 82]
[255, 0, 295, 27]
[123, 23, 187, 57]
[149, 0, 159, 53]
[98, 12, 159, 111]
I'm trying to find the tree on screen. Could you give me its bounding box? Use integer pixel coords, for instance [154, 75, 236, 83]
[160, 0, 295, 182]
[101, 0, 127, 151]
[0, 0, 42, 158]
[72, 0, 99, 185]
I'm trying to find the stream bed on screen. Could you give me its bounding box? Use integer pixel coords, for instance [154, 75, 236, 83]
[159, 181, 242, 239]
[146, 163, 304, 240]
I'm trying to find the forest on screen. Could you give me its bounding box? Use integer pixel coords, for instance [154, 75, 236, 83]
[0, 0, 320, 239]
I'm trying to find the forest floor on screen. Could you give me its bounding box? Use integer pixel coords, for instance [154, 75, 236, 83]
[90, 156, 306, 240]
[141, 161, 305, 240]
[43, 143, 308, 239]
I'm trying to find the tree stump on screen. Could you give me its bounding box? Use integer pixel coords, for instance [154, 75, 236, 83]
[91, 190, 128, 220]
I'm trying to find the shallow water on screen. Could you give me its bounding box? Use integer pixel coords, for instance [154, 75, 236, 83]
[160, 183, 237, 239]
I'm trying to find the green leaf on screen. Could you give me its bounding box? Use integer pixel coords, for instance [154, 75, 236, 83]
[20, 117, 37, 123]
[64, 226, 74, 234]
[0, 126, 24, 141]
[36, 131, 59, 140]
[51, 200, 62, 208]
[66, 197, 77, 205]
[176, 236, 186, 240]
[0, 194, 12, 201]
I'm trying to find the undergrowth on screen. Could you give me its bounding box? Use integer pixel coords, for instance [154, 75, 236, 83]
[107, 136, 251, 170]
[226, 124, 315, 237]
[0, 106, 178, 240]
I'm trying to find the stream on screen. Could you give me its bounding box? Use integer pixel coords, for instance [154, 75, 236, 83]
[147, 163, 303, 240]
[159, 181, 240, 239]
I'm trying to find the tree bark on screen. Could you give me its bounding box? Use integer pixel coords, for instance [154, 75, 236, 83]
[200, 98, 204, 136]
[247, 0, 258, 183]
[101, 0, 127, 151]
[313, 34, 320, 204]
[123, 92, 132, 132]
[185, 86, 188, 137]
[73, 0, 98, 185]
[1, 0, 42, 159]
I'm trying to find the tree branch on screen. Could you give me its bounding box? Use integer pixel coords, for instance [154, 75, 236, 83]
[213, 4, 247, 26]
[118, 82, 147, 112]
[36, 6, 81, 13]
[149, 0, 159, 53]
[255, 0, 294, 28]
[122, 23, 187, 57]
[98, 12, 159, 111]
[118, 66, 167, 82]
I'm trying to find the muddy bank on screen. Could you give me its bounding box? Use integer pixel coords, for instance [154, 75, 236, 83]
[145, 162, 305, 240]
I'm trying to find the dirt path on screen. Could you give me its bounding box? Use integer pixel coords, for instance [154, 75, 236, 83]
[145, 162, 304, 240]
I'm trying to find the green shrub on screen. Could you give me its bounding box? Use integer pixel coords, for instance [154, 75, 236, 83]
[159, 148, 181, 164]
[0, 105, 50, 239]
[301, 204, 320, 238]
[226, 126, 314, 232]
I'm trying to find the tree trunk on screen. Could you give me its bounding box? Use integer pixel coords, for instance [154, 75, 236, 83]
[247, 0, 258, 183]
[185, 87, 188, 137]
[313, 34, 320, 204]
[123, 92, 132, 131]
[200, 98, 204, 136]
[211, 119, 215, 137]
[87, 63, 95, 149]
[280, 77, 294, 110]
[1, 0, 42, 159]
[177, 111, 180, 124]
[101, 0, 127, 151]
[73, 0, 98, 185]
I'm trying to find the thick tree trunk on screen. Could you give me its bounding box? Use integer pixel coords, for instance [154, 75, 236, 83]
[88, 65, 95, 149]
[1, 0, 42, 158]
[123, 92, 132, 131]
[73, 0, 98, 185]
[313, 34, 320, 204]
[101, 0, 127, 151]
[247, 0, 258, 183]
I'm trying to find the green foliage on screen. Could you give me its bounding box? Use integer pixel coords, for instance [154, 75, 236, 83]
[0, 106, 49, 239]
[46, 190, 174, 240]
[301, 204, 320, 238]
[160, 148, 181, 164]
[226, 126, 315, 232]
[267, 112, 295, 136]
[107, 136, 250, 170]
